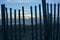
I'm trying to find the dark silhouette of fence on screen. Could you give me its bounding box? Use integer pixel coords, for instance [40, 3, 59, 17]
[5, 7, 8, 40]
[42, 0, 49, 40]
[18, 9, 21, 40]
[22, 7, 25, 33]
[57, 3, 60, 40]
[9, 8, 13, 40]
[30, 6, 34, 40]
[1, 5, 6, 40]
[39, 4, 42, 40]
[0, 3, 60, 40]
[50, 4, 52, 40]
[35, 6, 38, 40]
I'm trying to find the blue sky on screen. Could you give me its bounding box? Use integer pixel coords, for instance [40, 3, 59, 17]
[0, 0, 60, 9]
[0, 0, 60, 19]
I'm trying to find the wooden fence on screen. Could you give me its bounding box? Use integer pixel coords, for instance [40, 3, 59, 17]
[0, 3, 60, 40]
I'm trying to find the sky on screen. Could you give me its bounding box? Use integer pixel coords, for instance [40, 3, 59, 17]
[0, 0, 60, 19]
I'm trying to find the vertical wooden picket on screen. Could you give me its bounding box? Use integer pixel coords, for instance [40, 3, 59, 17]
[5, 7, 8, 40]
[14, 9, 17, 40]
[57, 3, 60, 40]
[35, 6, 38, 40]
[53, 4, 56, 40]
[30, 6, 34, 40]
[50, 4, 53, 40]
[18, 9, 21, 40]
[22, 7, 25, 33]
[10, 8, 13, 40]
[42, 0, 49, 40]
[39, 4, 42, 40]
[1, 4, 6, 40]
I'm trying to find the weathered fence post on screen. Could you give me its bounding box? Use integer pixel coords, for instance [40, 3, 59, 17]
[53, 4, 56, 40]
[18, 9, 21, 40]
[50, 4, 52, 40]
[42, 0, 49, 40]
[22, 7, 25, 33]
[5, 7, 8, 40]
[30, 6, 34, 40]
[46, 3, 50, 40]
[39, 4, 42, 40]
[14, 9, 17, 40]
[1, 4, 6, 40]
[10, 8, 13, 40]
[35, 6, 38, 40]
[57, 3, 60, 40]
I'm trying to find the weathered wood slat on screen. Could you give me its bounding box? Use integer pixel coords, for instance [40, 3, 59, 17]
[57, 3, 60, 40]
[22, 7, 25, 33]
[18, 9, 21, 40]
[14, 9, 17, 40]
[39, 4, 42, 40]
[10, 8, 13, 40]
[5, 7, 8, 40]
[53, 4, 56, 40]
[50, 4, 53, 40]
[30, 6, 34, 40]
[35, 6, 38, 40]
[1, 4, 6, 40]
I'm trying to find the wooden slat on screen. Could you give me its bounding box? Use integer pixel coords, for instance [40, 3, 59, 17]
[57, 3, 60, 40]
[22, 7, 25, 33]
[39, 4, 42, 40]
[14, 9, 17, 40]
[50, 4, 52, 40]
[30, 6, 34, 40]
[10, 8, 13, 40]
[1, 4, 6, 40]
[35, 6, 38, 40]
[53, 4, 56, 40]
[18, 9, 21, 40]
[42, 0, 49, 40]
[46, 3, 50, 40]
[5, 7, 8, 40]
